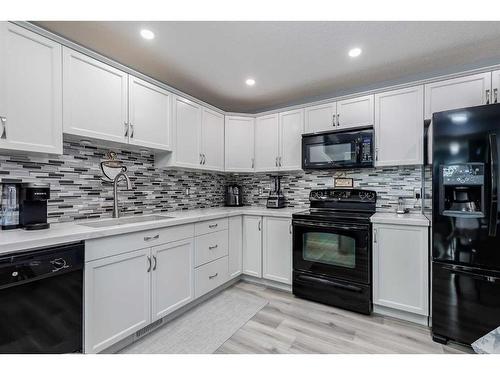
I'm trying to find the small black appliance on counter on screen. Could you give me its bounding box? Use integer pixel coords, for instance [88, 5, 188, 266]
[19, 183, 50, 230]
[0, 179, 21, 230]
[266, 176, 286, 209]
[225, 184, 243, 207]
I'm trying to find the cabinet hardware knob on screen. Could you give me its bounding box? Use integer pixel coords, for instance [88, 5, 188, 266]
[147, 256, 152, 272]
[209, 244, 218, 250]
[0, 117, 6, 139]
[208, 223, 218, 229]
[209, 272, 218, 279]
[486, 89, 491, 105]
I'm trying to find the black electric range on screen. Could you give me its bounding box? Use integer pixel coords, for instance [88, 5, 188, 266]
[292, 188, 376, 315]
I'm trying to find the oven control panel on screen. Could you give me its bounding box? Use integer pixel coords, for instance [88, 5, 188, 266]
[310, 189, 376, 203]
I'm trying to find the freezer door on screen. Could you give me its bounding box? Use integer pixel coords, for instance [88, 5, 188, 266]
[432, 262, 500, 345]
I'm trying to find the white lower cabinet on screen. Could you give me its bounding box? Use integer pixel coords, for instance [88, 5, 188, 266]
[151, 239, 194, 321]
[242, 215, 263, 277]
[194, 256, 229, 298]
[262, 217, 292, 285]
[228, 215, 243, 278]
[84, 248, 152, 354]
[372, 223, 429, 323]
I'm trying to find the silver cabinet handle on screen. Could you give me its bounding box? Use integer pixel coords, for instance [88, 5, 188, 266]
[130, 123, 135, 138]
[124, 121, 129, 137]
[373, 229, 377, 243]
[486, 89, 491, 104]
[494, 88, 498, 104]
[209, 244, 218, 250]
[332, 114, 335, 127]
[0, 117, 6, 139]
[251, 158, 255, 169]
[289, 223, 292, 234]
[209, 272, 218, 279]
[199, 153, 203, 164]
[144, 234, 160, 241]
[208, 223, 218, 229]
[147, 256, 152, 272]
[337, 114, 340, 127]
[203, 154, 206, 165]
[153, 255, 157, 271]
[279, 156, 282, 167]
[375, 149, 379, 161]
[258, 220, 261, 231]
[275, 157, 278, 167]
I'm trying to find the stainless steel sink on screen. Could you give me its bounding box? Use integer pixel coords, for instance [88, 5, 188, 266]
[79, 215, 174, 228]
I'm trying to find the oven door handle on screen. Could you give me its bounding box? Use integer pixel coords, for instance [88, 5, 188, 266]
[442, 265, 500, 283]
[293, 220, 369, 232]
[296, 274, 364, 293]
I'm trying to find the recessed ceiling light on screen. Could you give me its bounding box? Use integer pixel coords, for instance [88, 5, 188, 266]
[140, 29, 155, 40]
[348, 47, 362, 58]
[245, 78, 256, 86]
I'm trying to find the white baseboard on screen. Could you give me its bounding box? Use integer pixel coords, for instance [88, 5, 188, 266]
[374, 304, 429, 326]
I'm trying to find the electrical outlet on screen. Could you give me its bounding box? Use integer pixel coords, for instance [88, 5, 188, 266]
[258, 188, 263, 195]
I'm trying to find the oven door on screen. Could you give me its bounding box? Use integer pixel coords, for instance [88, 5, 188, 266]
[293, 219, 371, 284]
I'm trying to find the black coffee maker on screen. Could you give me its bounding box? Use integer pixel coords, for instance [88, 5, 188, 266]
[225, 184, 243, 207]
[19, 183, 51, 230]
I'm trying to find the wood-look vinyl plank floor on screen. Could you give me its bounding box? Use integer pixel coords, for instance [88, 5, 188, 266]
[215, 281, 473, 354]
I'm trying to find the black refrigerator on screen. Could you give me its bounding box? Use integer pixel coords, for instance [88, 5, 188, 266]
[432, 103, 500, 346]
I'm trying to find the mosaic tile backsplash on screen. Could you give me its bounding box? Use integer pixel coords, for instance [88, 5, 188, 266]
[0, 141, 226, 223]
[1, 140, 426, 223]
[229, 166, 425, 213]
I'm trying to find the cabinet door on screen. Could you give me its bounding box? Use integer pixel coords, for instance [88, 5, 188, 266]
[84, 248, 151, 354]
[225, 116, 255, 172]
[372, 224, 428, 316]
[279, 109, 304, 171]
[242, 215, 262, 278]
[262, 217, 292, 285]
[201, 108, 225, 171]
[151, 238, 194, 320]
[491, 70, 500, 105]
[304, 102, 336, 133]
[128, 76, 171, 150]
[0, 22, 62, 154]
[63, 47, 128, 143]
[228, 215, 243, 278]
[375, 85, 424, 166]
[424, 72, 491, 119]
[173, 96, 202, 168]
[336, 94, 374, 129]
[254, 114, 280, 172]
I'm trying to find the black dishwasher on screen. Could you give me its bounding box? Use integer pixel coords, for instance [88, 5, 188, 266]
[0, 242, 84, 353]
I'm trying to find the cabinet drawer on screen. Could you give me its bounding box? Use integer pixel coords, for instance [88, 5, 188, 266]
[194, 256, 229, 298]
[86, 224, 194, 262]
[194, 230, 229, 267]
[194, 218, 228, 236]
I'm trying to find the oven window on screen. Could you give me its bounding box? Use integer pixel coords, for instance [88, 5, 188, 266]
[302, 232, 356, 268]
[308, 143, 354, 163]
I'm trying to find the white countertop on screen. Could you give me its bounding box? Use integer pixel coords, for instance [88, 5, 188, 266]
[0, 206, 302, 255]
[370, 212, 430, 227]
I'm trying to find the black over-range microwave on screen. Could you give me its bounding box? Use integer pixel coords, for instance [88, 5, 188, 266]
[302, 127, 374, 170]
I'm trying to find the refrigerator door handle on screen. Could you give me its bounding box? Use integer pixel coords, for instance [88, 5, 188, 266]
[442, 265, 500, 283]
[488, 133, 498, 237]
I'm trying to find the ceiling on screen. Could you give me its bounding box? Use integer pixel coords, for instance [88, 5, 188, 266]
[35, 21, 500, 113]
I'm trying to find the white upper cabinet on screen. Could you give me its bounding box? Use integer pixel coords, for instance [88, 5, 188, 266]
[225, 116, 255, 172]
[0, 22, 62, 154]
[424, 72, 491, 119]
[63, 47, 128, 143]
[173, 96, 202, 168]
[375, 85, 424, 167]
[305, 101, 336, 133]
[336, 94, 374, 129]
[279, 108, 304, 171]
[492, 70, 500, 104]
[201, 108, 225, 171]
[254, 114, 280, 172]
[128, 76, 171, 151]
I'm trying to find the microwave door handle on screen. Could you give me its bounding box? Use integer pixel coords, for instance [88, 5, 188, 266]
[488, 133, 498, 237]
